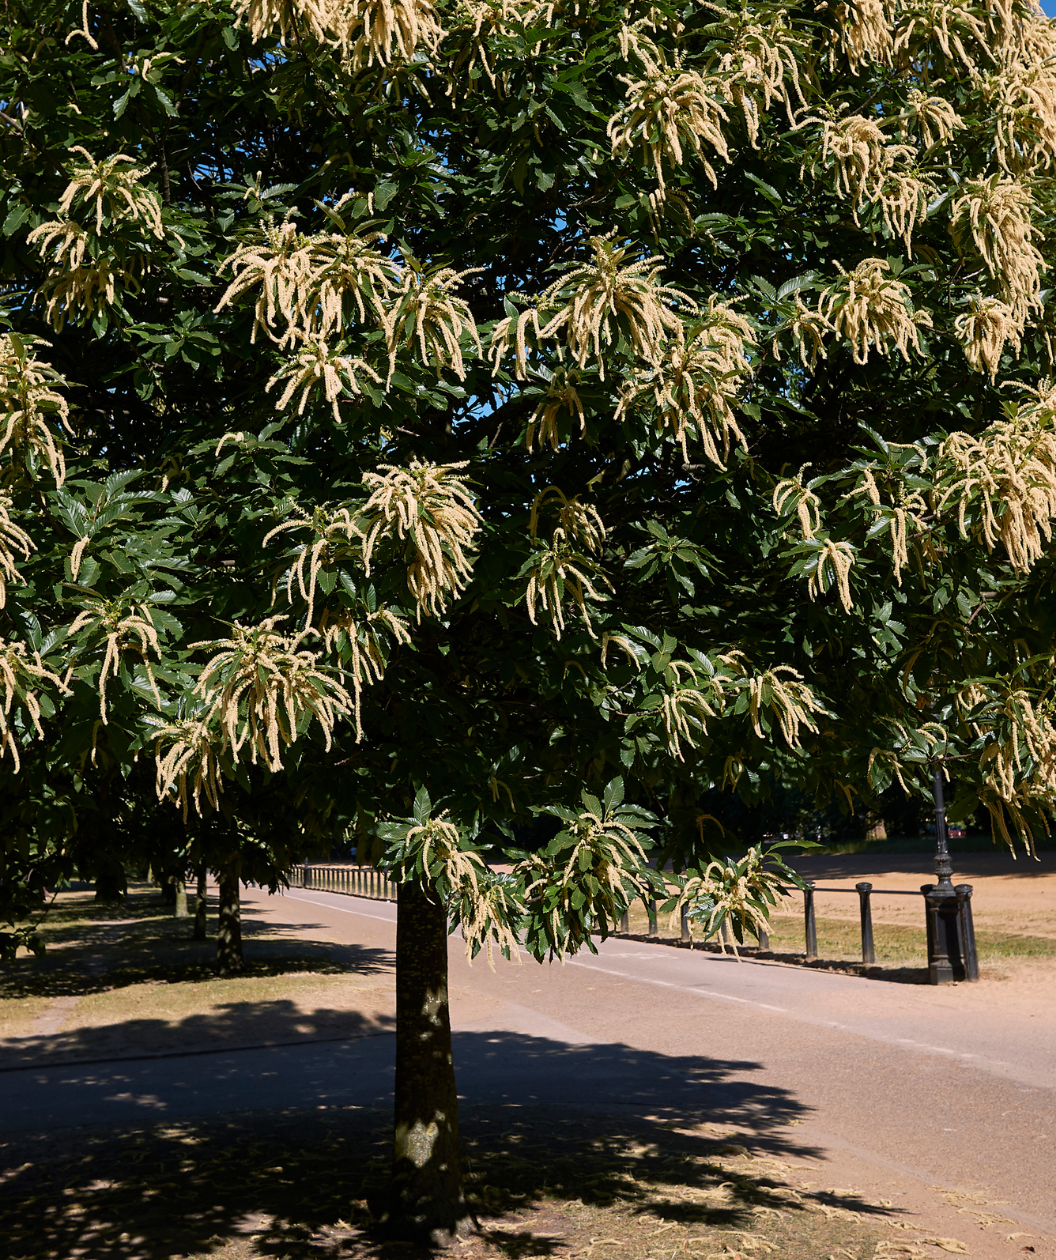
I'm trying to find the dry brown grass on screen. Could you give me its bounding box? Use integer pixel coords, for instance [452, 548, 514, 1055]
[619, 899, 1056, 979]
[0, 886, 394, 1066]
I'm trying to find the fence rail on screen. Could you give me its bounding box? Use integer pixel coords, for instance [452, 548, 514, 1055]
[290, 863, 398, 902]
[290, 865, 978, 984]
[621, 879, 979, 982]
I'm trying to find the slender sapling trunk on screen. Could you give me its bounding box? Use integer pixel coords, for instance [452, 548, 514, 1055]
[216, 871, 243, 974]
[173, 879, 189, 918]
[193, 866, 207, 941]
[386, 879, 472, 1243]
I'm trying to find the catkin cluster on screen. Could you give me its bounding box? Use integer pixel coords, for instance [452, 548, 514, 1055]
[233, 0, 444, 67]
[155, 618, 355, 815]
[937, 384, 1056, 574]
[360, 461, 482, 618]
[523, 487, 609, 638]
[0, 335, 71, 489]
[491, 233, 695, 384]
[616, 297, 756, 466]
[27, 149, 163, 330]
[0, 640, 65, 772]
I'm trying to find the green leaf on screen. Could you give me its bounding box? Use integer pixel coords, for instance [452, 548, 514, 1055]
[602, 776, 624, 815]
[412, 786, 432, 825]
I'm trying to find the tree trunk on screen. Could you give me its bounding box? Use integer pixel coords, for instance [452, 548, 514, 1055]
[385, 880, 472, 1243]
[865, 813, 888, 842]
[173, 879, 189, 918]
[193, 866, 207, 941]
[216, 872, 243, 974]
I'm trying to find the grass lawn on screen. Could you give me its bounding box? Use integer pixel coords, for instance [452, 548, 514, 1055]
[619, 900, 1056, 979]
[0, 886, 394, 1065]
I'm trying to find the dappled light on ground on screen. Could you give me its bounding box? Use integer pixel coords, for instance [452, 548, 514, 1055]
[0, 1084, 899, 1260]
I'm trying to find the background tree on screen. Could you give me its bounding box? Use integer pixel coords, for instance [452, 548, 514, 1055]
[4, 0, 1056, 1240]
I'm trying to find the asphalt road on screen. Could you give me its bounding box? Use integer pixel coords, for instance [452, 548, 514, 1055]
[2, 885, 1053, 1253]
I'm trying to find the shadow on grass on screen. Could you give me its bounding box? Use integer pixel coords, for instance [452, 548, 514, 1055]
[0, 1026, 897, 1259]
[1, 887, 394, 1001]
[0, 995, 396, 1069]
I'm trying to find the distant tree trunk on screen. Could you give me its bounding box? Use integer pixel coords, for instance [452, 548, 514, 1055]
[865, 813, 888, 842]
[173, 879, 189, 918]
[216, 871, 243, 974]
[94, 858, 126, 904]
[193, 866, 207, 941]
[385, 880, 472, 1243]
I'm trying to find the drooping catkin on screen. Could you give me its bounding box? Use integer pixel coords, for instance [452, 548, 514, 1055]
[523, 487, 609, 638]
[233, 0, 444, 67]
[937, 382, 1056, 573]
[189, 616, 354, 773]
[514, 804, 650, 960]
[215, 215, 399, 348]
[0, 498, 33, 609]
[699, 4, 808, 145]
[383, 265, 482, 382]
[0, 335, 72, 487]
[54, 147, 164, 238]
[0, 640, 65, 773]
[608, 57, 731, 191]
[951, 175, 1045, 327]
[266, 334, 382, 421]
[66, 598, 162, 723]
[955, 295, 1023, 379]
[360, 461, 481, 618]
[494, 234, 695, 384]
[616, 297, 755, 466]
[986, 14, 1056, 175]
[773, 466, 823, 539]
[152, 715, 225, 820]
[835, 0, 895, 74]
[746, 665, 826, 746]
[819, 258, 933, 364]
[26, 149, 163, 329]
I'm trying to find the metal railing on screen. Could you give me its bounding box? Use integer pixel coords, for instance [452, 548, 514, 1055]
[617, 879, 979, 981]
[291, 863, 398, 902]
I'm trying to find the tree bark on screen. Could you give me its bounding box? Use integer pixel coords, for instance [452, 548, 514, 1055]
[173, 879, 189, 918]
[864, 813, 887, 842]
[216, 871, 243, 974]
[193, 866, 207, 941]
[386, 880, 472, 1243]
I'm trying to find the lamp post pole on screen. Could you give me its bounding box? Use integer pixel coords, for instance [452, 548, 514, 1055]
[923, 763, 959, 984]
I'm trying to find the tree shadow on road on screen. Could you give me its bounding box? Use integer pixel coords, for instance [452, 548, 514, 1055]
[0, 1025, 897, 1260]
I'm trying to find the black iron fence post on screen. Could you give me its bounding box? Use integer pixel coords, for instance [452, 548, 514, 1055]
[856, 882, 875, 964]
[956, 884, 980, 981]
[804, 881, 818, 960]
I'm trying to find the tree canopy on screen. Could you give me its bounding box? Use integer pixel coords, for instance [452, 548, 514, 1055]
[5, 0, 1056, 1233]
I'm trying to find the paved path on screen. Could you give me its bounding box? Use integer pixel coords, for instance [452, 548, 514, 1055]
[3, 886, 1053, 1257]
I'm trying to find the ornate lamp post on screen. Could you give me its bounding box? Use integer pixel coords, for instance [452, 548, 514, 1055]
[923, 763, 979, 984]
